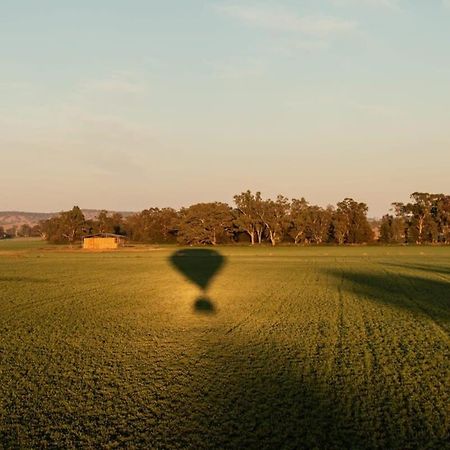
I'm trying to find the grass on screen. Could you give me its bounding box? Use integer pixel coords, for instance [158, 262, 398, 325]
[0, 241, 449, 449]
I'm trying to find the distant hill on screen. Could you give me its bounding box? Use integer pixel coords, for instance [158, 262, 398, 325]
[0, 210, 135, 229]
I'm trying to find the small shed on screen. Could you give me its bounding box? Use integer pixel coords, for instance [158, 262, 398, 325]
[82, 233, 126, 250]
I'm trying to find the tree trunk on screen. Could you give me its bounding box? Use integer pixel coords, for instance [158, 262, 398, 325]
[269, 230, 276, 246]
[257, 229, 263, 244]
[416, 217, 425, 244]
[294, 231, 303, 245]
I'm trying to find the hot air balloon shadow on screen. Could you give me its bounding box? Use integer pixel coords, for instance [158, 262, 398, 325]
[170, 249, 226, 314]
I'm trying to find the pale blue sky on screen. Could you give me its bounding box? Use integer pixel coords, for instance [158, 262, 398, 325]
[1, 0, 449, 216]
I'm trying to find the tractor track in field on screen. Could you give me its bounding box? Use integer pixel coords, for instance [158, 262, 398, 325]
[188, 277, 298, 370]
[224, 310, 257, 336]
[333, 274, 347, 378]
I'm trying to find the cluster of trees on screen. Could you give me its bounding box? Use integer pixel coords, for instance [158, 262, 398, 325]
[232, 192, 372, 246]
[40, 207, 125, 245]
[35, 191, 450, 246]
[0, 224, 41, 239]
[380, 192, 450, 244]
[39, 191, 374, 246]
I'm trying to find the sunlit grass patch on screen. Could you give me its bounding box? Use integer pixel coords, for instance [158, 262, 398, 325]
[0, 245, 449, 448]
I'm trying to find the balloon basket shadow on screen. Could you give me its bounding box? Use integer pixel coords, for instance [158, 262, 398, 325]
[194, 296, 215, 314]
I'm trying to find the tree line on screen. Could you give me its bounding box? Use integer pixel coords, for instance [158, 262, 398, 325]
[0, 223, 41, 239]
[34, 191, 450, 246]
[380, 192, 450, 244]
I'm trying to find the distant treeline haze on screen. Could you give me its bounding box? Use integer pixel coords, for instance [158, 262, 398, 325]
[4, 191, 450, 246]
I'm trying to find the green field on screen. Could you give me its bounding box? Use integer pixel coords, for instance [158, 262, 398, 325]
[1, 241, 449, 449]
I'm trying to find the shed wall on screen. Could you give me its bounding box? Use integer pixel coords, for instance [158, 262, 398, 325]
[83, 237, 118, 249]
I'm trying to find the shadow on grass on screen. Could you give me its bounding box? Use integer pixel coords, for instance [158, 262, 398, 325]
[178, 341, 446, 449]
[2, 335, 447, 449]
[325, 267, 450, 329]
[2, 280, 448, 449]
[383, 262, 450, 277]
[193, 297, 215, 313]
[3, 257, 448, 449]
[169, 249, 226, 314]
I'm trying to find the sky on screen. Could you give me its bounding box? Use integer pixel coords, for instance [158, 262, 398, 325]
[1, 0, 449, 217]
